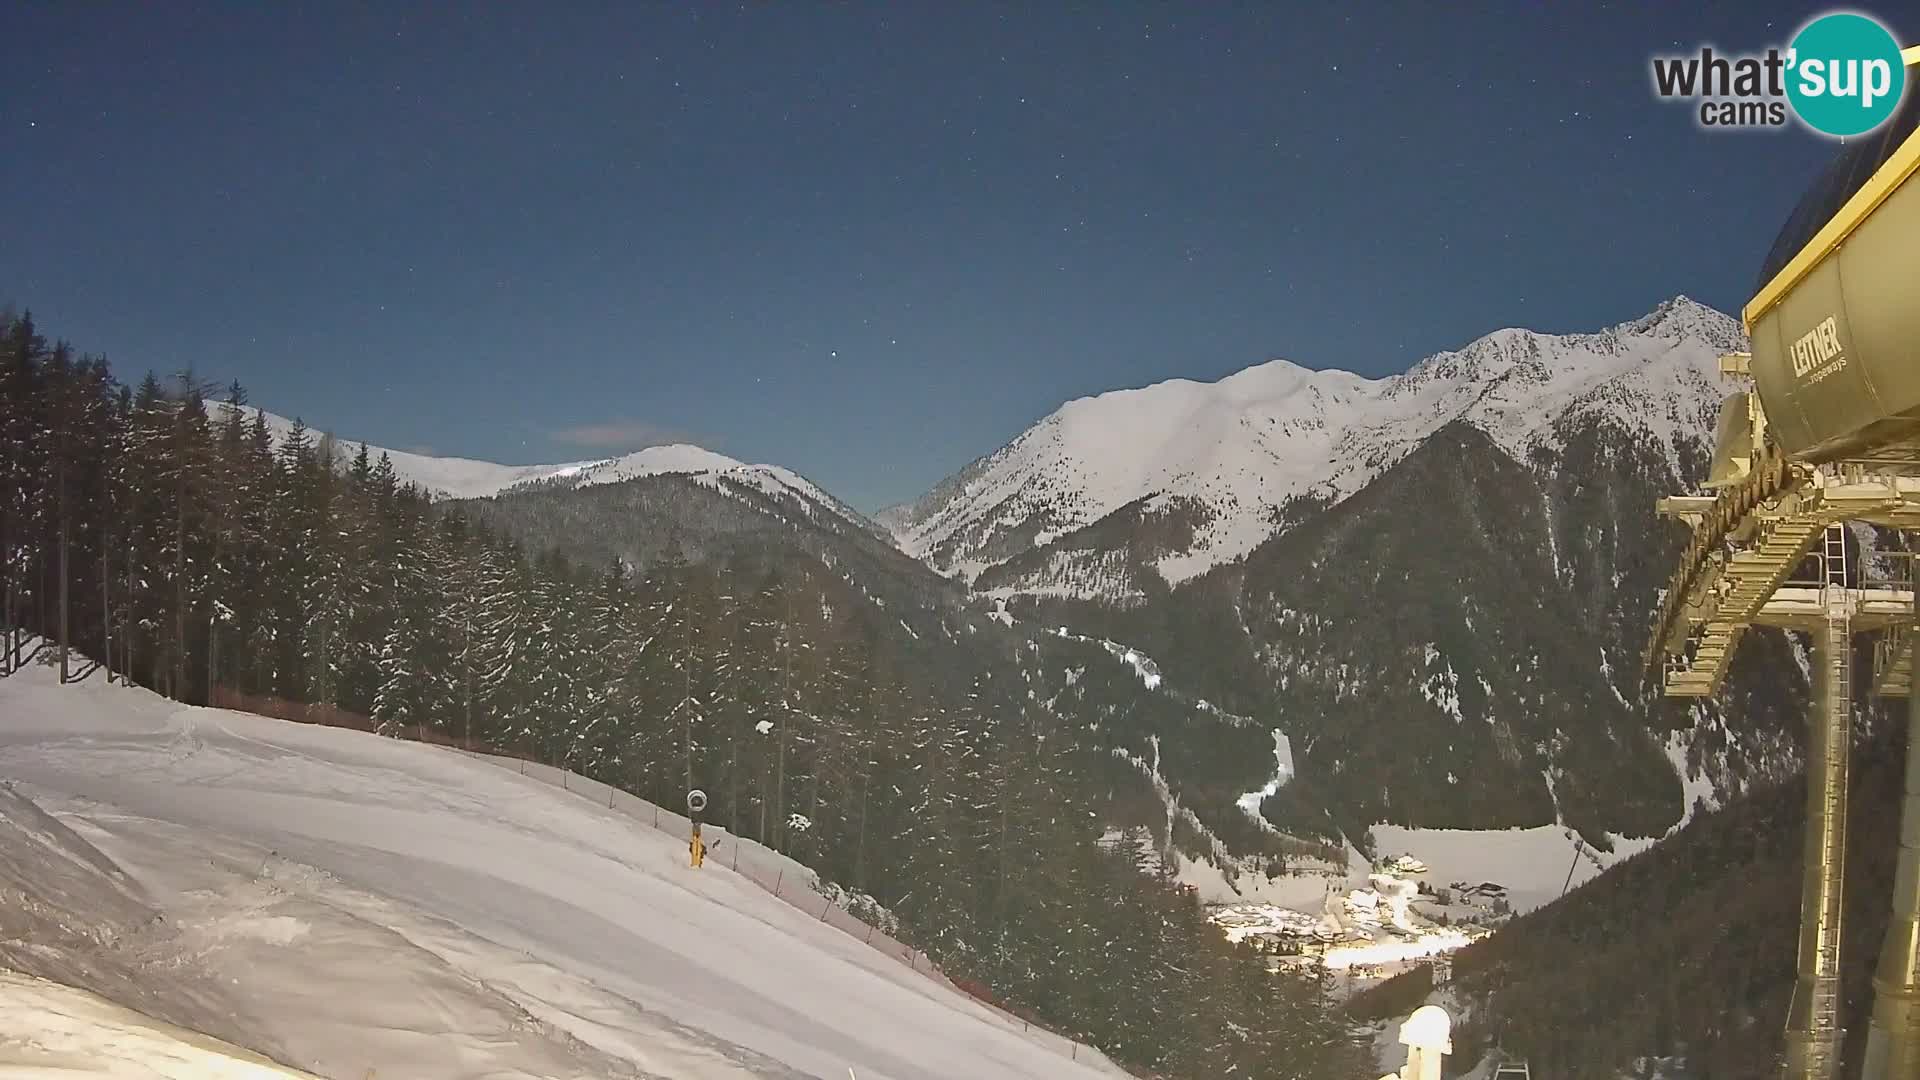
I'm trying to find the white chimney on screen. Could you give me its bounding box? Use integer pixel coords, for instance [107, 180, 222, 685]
[1377, 1005, 1451, 1080]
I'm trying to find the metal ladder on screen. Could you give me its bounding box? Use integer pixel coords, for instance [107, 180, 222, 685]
[1822, 523, 1849, 588]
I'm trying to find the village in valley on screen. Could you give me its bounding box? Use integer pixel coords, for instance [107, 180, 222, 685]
[1204, 852, 1514, 990]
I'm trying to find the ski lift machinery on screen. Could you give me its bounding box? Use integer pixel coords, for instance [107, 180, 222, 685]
[1645, 44, 1920, 1080]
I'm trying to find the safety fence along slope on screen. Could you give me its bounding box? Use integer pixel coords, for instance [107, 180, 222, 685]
[447, 747, 1128, 1075]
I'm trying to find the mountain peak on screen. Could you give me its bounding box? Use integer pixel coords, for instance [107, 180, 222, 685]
[1613, 295, 1745, 351]
[573, 443, 747, 479]
[890, 297, 1742, 595]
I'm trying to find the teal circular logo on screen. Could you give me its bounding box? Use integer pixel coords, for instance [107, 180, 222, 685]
[1786, 13, 1907, 137]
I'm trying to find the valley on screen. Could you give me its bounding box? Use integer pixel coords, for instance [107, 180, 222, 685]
[1, 291, 1875, 1078]
[241, 294, 1776, 863]
[205, 298, 1803, 976]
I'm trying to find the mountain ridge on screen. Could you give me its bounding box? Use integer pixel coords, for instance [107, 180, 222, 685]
[882, 295, 1743, 600]
[209, 402, 874, 534]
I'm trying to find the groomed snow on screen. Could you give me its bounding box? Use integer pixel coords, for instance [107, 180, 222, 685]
[0, 970, 322, 1078]
[0, 662, 1126, 1080]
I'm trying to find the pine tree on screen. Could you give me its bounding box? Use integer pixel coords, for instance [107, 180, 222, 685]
[570, 557, 630, 772]
[0, 316, 42, 670]
[202, 387, 250, 700]
[473, 539, 536, 749]
[372, 497, 439, 736]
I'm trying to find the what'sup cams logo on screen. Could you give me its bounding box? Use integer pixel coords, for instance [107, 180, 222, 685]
[1651, 11, 1908, 137]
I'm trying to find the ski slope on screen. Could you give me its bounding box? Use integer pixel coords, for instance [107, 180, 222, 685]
[0, 970, 323, 1078]
[0, 660, 1127, 1080]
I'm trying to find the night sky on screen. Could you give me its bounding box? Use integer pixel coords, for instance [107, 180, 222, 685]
[1, 4, 1869, 510]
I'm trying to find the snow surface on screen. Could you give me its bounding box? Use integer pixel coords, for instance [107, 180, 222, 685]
[0, 970, 321, 1078]
[1664, 729, 1720, 830]
[1234, 729, 1295, 820]
[0, 662, 1125, 1080]
[1365, 823, 1642, 915]
[1048, 626, 1165, 691]
[887, 296, 1742, 592]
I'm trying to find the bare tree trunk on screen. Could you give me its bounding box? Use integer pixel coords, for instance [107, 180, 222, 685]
[855, 729, 873, 891]
[775, 589, 792, 851]
[125, 534, 137, 680]
[464, 659, 473, 747]
[809, 755, 822, 827]
[996, 741, 1013, 938]
[101, 539, 111, 684]
[57, 484, 68, 683]
[2, 494, 13, 676]
[124, 539, 136, 687]
[53, 423, 70, 682]
[728, 715, 741, 839]
[460, 594, 474, 747]
[206, 528, 223, 702]
[173, 423, 187, 701]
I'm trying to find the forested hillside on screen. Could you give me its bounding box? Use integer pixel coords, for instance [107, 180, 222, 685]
[0, 311, 1370, 1079]
[1006, 411, 1814, 853]
[1369, 701, 1904, 1079]
[457, 465, 1338, 877]
[453, 469, 959, 632]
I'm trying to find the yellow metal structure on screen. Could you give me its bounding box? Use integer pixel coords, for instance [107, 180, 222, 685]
[1744, 89, 1920, 331]
[1787, 601, 1854, 1078]
[1646, 47, 1920, 1080]
[1866, 681, 1920, 1078]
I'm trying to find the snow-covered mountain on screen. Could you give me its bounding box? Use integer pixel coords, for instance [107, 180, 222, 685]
[881, 296, 1745, 597]
[955, 292, 1813, 851]
[212, 403, 869, 529]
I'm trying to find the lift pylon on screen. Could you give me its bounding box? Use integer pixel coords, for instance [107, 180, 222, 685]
[1647, 57, 1920, 1078]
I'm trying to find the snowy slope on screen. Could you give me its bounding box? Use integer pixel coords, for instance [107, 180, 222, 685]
[207, 402, 597, 499]
[0, 662, 1126, 1080]
[884, 296, 1745, 591]
[210, 403, 870, 530]
[552, 445, 880, 534]
[0, 971, 323, 1078]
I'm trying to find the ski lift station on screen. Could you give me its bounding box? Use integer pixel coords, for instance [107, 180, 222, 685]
[1645, 46, 1920, 1080]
